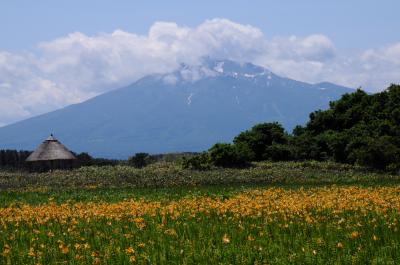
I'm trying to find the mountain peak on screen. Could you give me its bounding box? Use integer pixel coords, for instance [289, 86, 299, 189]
[161, 58, 274, 85]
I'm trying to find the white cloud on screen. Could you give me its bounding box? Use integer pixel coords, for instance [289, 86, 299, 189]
[0, 18, 399, 126]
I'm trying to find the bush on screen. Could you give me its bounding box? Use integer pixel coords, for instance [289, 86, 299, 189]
[234, 122, 288, 161]
[181, 153, 211, 170]
[263, 144, 294, 161]
[128, 153, 150, 168]
[348, 136, 400, 170]
[75, 152, 93, 166]
[208, 143, 251, 168]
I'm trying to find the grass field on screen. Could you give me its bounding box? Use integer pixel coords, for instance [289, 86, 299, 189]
[1, 161, 400, 264]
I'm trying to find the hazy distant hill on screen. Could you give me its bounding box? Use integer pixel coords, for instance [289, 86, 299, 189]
[0, 59, 353, 158]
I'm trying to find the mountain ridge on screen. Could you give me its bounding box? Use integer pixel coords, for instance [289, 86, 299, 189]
[0, 59, 353, 158]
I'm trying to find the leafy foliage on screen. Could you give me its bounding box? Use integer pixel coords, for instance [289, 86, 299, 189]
[292, 84, 400, 171]
[128, 153, 150, 168]
[181, 152, 211, 170]
[208, 143, 252, 168]
[233, 122, 288, 161]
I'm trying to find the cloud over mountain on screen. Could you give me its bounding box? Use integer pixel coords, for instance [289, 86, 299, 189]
[0, 18, 399, 126]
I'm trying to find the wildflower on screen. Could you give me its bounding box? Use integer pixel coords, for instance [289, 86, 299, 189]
[28, 247, 36, 257]
[124, 233, 133, 239]
[350, 231, 360, 239]
[2, 244, 11, 256]
[164, 229, 177, 237]
[60, 245, 69, 254]
[93, 257, 101, 265]
[138, 243, 145, 249]
[222, 234, 230, 244]
[129, 256, 136, 263]
[125, 247, 135, 255]
[337, 242, 343, 249]
[373, 234, 378, 241]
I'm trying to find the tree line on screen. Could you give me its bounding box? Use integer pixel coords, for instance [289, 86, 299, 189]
[0, 149, 197, 170]
[0, 150, 32, 168]
[183, 84, 400, 172]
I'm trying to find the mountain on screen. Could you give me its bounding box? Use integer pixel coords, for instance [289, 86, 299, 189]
[0, 59, 353, 158]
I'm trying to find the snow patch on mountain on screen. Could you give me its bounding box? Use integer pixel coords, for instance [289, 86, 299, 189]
[187, 93, 194, 105]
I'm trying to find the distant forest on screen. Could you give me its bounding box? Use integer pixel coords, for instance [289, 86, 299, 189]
[1, 84, 399, 172]
[0, 149, 196, 170]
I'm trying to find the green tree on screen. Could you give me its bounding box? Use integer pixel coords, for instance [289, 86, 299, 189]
[208, 143, 251, 168]
[234, 122, 287, 161]
[128, 153, 150, 168]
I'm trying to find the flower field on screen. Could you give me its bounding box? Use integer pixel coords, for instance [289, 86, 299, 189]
[1, 185, 400, 264]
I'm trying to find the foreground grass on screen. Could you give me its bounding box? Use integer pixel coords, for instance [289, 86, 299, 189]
[1, 161, 400, 264]
[1, 160, 400, 207]
[1, 186, 400, 264]
[1, 161, 400, 192]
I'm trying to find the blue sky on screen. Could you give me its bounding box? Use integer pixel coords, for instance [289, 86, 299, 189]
[0, 1, 399, 126]
[2, 0, 399, 52]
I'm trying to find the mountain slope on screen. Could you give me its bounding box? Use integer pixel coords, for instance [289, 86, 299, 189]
[0, 59, 353, 158]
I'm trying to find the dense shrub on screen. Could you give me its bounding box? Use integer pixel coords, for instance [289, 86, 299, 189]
[234, 122, 287, 161]
[75, 152, 120, 167]
[263, 144, 294, 161]
[128, 153, 150, 168]
[208, 143, 251, 168]
[181, 152, 211, 170]
[292, 84, 400, 170]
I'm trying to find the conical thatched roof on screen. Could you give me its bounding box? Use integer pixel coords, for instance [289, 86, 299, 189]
[26, 134, 76, 162]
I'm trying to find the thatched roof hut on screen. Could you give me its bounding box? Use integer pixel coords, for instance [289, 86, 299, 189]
[26, 134, 76, 171]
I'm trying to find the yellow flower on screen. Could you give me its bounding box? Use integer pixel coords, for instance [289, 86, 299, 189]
[125, 247, 135, 255]
[350, 231, 360, 239]
[164, 228, 177, 237]
[28, 247, 36, 257]
[60, 245, 69, 254]
[93, 257, 101, 265]
[373, 234, 378, 241]
[337, 242, 343, 249]
[129, 256, 136, 263]
[222, 234, 230, 244]
[2, 244, 11, 256]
